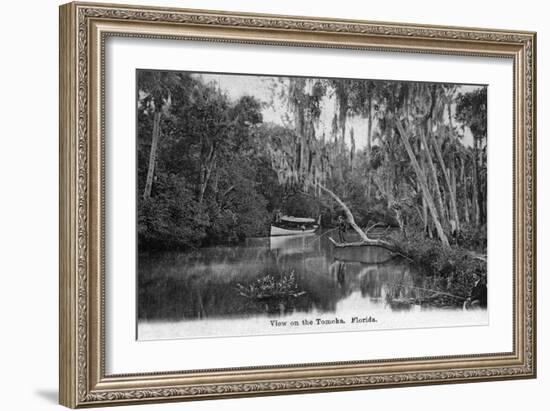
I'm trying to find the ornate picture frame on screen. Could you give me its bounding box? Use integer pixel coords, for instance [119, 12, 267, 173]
[59, 1, 536, 408]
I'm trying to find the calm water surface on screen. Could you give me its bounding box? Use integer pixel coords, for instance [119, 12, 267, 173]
[138, 232, 487, 340]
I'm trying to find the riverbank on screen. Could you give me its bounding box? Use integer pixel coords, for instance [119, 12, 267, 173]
[390, 235, 487, 307]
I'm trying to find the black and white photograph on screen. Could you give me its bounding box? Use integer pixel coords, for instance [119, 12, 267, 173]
[136, 70, 488, 340]
[1, 0, 543, 408]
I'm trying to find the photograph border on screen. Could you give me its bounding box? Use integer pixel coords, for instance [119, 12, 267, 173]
[59, 1, 536, 407]
[134, 67, 490, 342]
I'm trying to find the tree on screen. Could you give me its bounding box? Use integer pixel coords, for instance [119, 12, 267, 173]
[456, 88, 487, 226]
[137, 71, 184, 200]
[348, 80, 377, 199]
[137, 71, 486, 253]
[394, 118, 450, 247]
[138, 72, 270, 248]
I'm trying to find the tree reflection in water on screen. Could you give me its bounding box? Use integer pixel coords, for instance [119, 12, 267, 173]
[138, 232, 441, 321]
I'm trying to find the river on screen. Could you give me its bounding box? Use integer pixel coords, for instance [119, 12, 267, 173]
[138, 231, 487, 340]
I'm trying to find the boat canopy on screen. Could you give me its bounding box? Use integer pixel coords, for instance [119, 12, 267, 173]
[280, 215, 316, 224]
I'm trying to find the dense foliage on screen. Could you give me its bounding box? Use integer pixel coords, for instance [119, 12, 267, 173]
[137, 72, 272, 249]
[137, 71, 487, 260]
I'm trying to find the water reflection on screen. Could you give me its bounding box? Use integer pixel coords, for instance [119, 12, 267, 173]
[138, 232, 443, 322]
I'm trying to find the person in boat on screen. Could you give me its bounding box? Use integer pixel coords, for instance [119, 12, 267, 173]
[464, 272, 487, 309]
[337, 215, 347, 243]
[274, 209, 282, 223]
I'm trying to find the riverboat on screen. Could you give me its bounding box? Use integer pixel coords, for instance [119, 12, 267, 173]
[270, 215, 320, 237]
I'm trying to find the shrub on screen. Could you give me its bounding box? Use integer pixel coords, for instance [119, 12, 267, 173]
[138, 175, 209, 250]
[391, 232, 487, 300]
[456, 223, 487, 252]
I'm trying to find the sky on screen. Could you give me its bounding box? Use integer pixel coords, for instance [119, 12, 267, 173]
[195, 72, 482, 149]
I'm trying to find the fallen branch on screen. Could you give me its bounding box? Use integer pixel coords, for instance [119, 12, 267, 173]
[315, 182, 411, 260]
[327, 236, 412, 261]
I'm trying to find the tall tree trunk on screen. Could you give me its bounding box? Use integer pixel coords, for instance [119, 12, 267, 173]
[419, 141, 429, 237]
[341, 119, 347, 152]
[422, 193, 429, 237]
[430, 131, 460, 232]
[477, 145, 486, 225]
[395, 119, 449, 247]
[447, 100, 454, 130]
[349, 128, 355, 170]
[472, 146, 480, 226]
[198, 146, 217, 205]
[419, 122, 448, 230]
[365, 95, 373, 200]
[339, 115, 347, 198]
[143, 111, 161, 200]
[460, 157, 470, 224]
[449, 155, 458, 227]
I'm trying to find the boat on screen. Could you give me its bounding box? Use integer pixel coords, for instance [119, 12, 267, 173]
[270, 215, 320, 237]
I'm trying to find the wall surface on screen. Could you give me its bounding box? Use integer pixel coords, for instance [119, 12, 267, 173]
[0, 0, 546, 410]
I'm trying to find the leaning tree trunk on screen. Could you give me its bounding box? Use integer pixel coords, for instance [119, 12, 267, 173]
[395, 118, 450, 247]
[430, 131, 460, 232]
[143, 110, 162, 200]
[316, 183, 402, 253]
[316, 183, 369, 242]
[420, 122, 448, 230]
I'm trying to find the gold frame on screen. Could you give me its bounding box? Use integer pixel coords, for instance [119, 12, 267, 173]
[59, 1, 537, 408]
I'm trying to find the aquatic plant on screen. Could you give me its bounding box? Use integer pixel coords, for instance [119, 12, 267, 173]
[236, 271, 306, 300]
